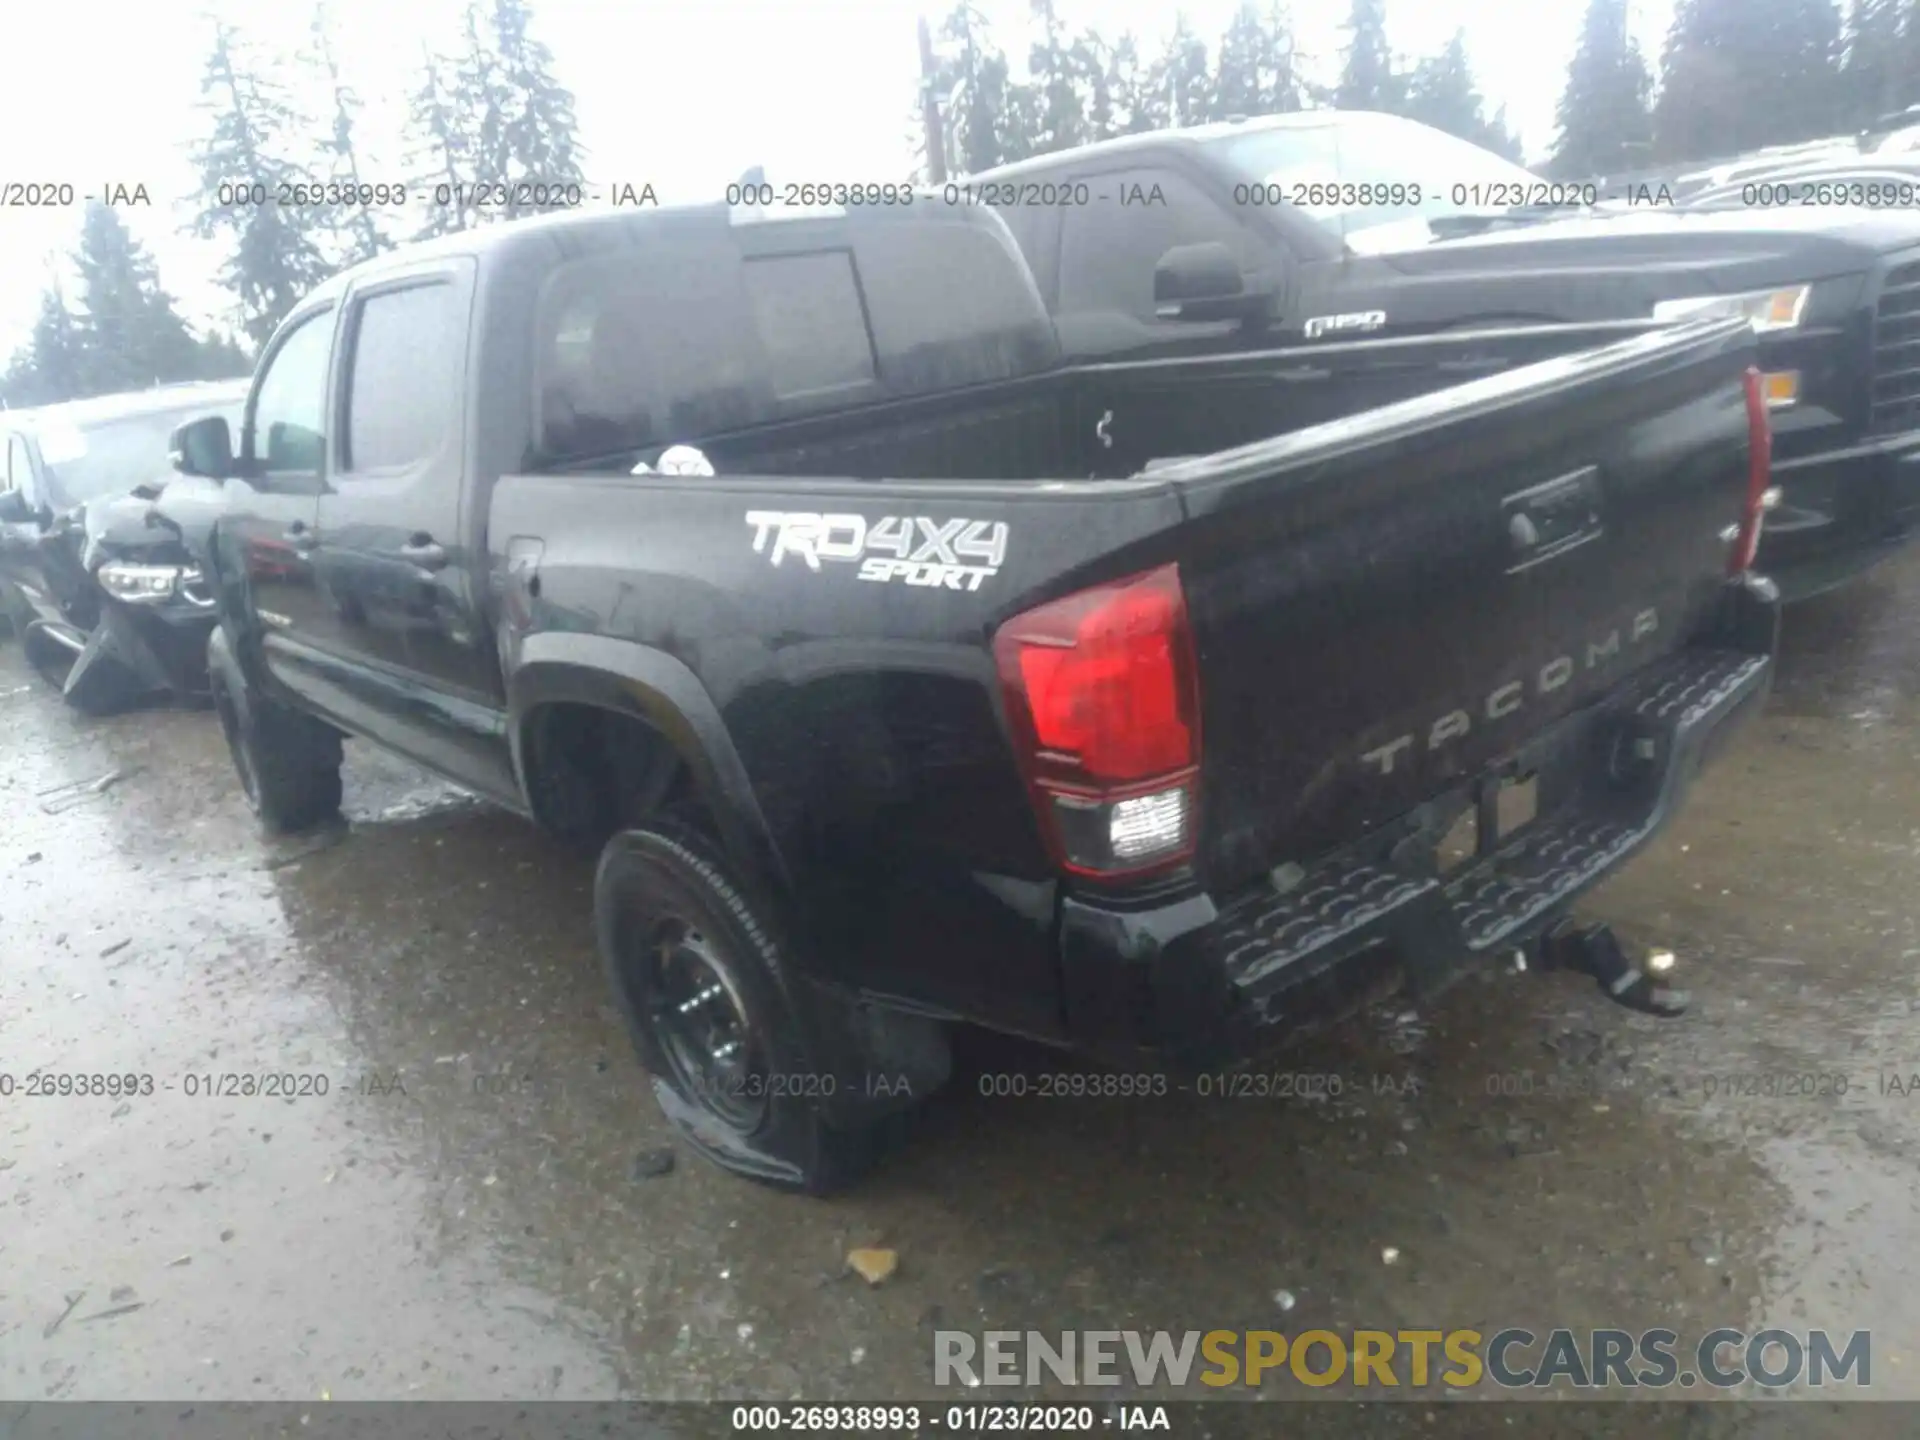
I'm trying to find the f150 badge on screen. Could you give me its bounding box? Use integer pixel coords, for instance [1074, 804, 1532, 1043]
[1303, 309, 1387, 340]
[745, 511, 1009, 590]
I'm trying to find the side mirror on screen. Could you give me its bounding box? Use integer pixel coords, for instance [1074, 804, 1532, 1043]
[170, 415, 234, 479]
[0, 489, 31, 524]
[1153, 242, 1275, 323]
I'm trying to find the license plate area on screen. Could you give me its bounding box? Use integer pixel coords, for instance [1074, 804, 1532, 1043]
[1495, 771, 1540, 838]
[1435, 771, 1539, 874]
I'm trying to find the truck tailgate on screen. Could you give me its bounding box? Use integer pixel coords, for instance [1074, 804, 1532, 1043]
[1139, 317, 1761, 895]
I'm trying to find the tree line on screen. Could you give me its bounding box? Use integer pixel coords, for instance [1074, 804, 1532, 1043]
[919, 0, 1523, 178]
[2, 0, 582, 410]
[1553, 0, 1920, 180]
[922, 0, 1920, 184]
[10, 0, 1920, 410]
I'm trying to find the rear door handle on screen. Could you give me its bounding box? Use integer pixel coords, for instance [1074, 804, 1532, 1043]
[397, 535, 449, 571]
[285, 521, 317, 553]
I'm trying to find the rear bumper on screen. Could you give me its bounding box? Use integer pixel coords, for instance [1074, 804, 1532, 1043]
[1759, 427, 1920, 600]
[1057, 575, 1779, 1071]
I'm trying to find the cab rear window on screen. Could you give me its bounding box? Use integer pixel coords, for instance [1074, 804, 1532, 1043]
[742, 251, 877, 400]
[534, 243, 882, 462]
[532, 211, 1057, 465]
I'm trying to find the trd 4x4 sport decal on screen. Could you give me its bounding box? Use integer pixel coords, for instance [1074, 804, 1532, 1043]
[745, 511, 1009, 591]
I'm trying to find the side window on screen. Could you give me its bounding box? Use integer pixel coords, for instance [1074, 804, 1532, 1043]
[249, 310, 334, 477]
[1057, 168, 1254, 324]
[741, 252, 876, 401]
[343, 282, 460, 473]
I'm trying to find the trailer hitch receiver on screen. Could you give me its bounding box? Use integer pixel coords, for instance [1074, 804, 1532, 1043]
[1540, 919, 1690, 1017]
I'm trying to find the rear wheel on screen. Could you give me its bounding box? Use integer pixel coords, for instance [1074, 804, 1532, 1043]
[594, 823, 893, 1193]
[207, 628, 343, 834]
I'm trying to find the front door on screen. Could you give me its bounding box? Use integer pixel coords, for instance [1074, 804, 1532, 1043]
[219, 303, 338, 702]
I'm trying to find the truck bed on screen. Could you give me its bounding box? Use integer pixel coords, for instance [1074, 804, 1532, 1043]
[549, 319, 1673, 489]
[498, 320, 1762, 918]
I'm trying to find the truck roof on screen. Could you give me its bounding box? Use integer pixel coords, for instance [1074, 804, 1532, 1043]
[969, 109, 1402, 182]
[5, 378, 250, 432]
[308, 196, 1022, 305]
[301, 196, 1061, 445]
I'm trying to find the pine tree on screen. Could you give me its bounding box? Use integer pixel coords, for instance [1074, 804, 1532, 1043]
[447, 0, 509, 227]
[1028, 0, 1086, 153]
[1337, 0, 1400, 110]
[186, 20, 333, 350]
[1842, 0, 1913, 128]
[1655, 0, 1846, 160]
[1143, 16, 1213, 130]
[1898, 0, 1920, 119]
[72, 203, 204, 393]
[487, 0, 586, 220]
[1212, 3, 1306, 119]
[404, 47, 478, 238]
[1073, 30, 1120, 141]
[307, 2, 388, 264]
[1107, 34, 1159, 135]
[1551, 0, 1654, 178]
[195, 329, 253, 379]
[935, 4, 1012, 173]
[997, 77, 1046, 162]
[1, 279, 89, 407]
[1399, 32, 1521, 158]
[421, 0, 585, 225]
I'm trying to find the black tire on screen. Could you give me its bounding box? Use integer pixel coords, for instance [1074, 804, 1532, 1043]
[207, 628, 343, 834]
[594, 823, 888, 1193]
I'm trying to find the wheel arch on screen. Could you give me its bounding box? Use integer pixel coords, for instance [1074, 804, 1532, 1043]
[507, 632, 794, 911]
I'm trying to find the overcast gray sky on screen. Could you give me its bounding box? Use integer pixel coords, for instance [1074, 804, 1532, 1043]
[0, 0, 1674, 362]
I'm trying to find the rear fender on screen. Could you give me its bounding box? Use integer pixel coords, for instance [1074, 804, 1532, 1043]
[506, 632, 794, 917]
[510, 635, 951, 1125]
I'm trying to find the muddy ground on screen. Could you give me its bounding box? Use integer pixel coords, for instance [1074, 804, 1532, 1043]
[5, 555, 1920, 1436]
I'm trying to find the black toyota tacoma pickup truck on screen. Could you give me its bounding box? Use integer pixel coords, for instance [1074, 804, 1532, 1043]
[173, 199, 1778, 1190]
[971, 109, 1920, 598]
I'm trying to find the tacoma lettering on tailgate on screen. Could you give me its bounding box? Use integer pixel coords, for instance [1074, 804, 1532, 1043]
[745, 511, 1009, 591]
[1359, 607, 1661, 777]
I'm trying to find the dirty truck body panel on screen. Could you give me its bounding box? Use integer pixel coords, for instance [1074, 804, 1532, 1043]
[198, 200, 1776, 1073]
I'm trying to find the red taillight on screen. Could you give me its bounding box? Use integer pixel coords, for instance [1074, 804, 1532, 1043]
[994, 564, 1201, 877]
[1730, 365, 1774, 575]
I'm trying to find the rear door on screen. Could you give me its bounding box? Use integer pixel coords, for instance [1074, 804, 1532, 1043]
[303, 257, 512, 797]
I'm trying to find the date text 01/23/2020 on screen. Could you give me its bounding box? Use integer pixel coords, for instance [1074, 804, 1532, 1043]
[728, 1405, 1170, 1432]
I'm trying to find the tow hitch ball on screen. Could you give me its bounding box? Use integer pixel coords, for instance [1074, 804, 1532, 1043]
[1538, 920, 1690, 1017]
